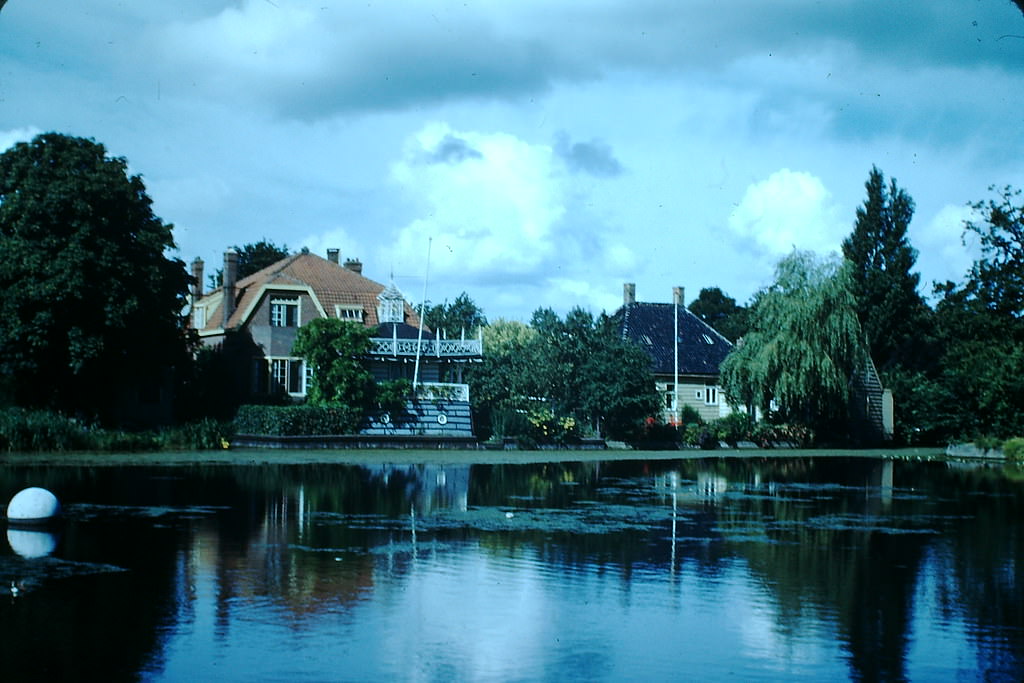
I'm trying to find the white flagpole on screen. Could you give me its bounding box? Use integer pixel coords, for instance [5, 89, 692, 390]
[413, 237, 432, 390]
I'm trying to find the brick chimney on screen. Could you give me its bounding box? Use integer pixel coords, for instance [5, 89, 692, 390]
[222, 248, 238, 328]
[623, 282, 636, 305]
[673, 286, 685, 307]
[344, 258, 363, 274]
[191, 257, 204, 298]
[327, 248, 340, 264]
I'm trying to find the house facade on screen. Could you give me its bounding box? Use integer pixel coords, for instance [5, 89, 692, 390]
[189, 249, 482, 435]
[612, 283, 734, 424]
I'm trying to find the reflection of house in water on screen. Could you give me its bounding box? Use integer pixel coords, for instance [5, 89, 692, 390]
[172, 463, 473, 632]
[366, 464, 471, 514]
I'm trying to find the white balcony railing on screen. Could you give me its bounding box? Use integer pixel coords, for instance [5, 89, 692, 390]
[370, 337, 482, 358]
[415, 382, 470, 402]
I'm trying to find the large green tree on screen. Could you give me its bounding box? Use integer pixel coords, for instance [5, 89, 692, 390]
[0, 133, 191, 422]
[720, 251, 867, 435]
[420, 292, 487, 338]
[688, 287, 750, 343]
[209, 239, 290, 288]
[291, 318, 374, 407]
[468, 308, 657, 441]
[842, 166, 930, 373]
[932, 185, 1024, 438]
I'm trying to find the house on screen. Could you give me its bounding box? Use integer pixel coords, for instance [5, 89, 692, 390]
[612, 283, 734, 424]
[189, 248, 482, 436]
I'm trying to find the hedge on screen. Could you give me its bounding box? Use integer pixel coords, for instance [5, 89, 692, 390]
[234, 404, 362, 436]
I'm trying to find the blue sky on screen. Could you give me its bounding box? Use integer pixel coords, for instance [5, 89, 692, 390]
[3, 1, 1023, 320]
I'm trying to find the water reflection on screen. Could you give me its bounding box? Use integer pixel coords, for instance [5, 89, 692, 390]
[0, 457, 1021, 681]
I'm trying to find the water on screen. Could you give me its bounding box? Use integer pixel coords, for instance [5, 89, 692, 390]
[1, 454, 1022, 682]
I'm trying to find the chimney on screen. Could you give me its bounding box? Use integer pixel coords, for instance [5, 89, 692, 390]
[327, 248, 340, 264]
[623, 282, 636, 305]
[673, 286, 685, 307]
[191, 257, 204, 298]
[222, 248, 238, 328]
[344, 258, 363, 275]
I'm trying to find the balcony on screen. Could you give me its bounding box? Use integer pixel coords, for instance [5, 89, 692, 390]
[415, 382, 470, 403]
[370, 337, 482, 358]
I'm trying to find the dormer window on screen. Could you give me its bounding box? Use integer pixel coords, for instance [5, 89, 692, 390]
[270, 296, 299, 327]
[335, 304, 364, 322]
[377, 282, 405, 324]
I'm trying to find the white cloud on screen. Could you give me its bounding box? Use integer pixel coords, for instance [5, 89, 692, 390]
[299, 226, 364, 266]
[912, 203, 977, 290]
[0, 127, 42, 152]
[387, 123, 566, 279]
[728, 169, 845, 257]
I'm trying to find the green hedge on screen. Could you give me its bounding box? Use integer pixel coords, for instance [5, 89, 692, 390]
[234, 404, 362, 436]
[0, 408, 231, 452]
[1004, 437, 1024, 462]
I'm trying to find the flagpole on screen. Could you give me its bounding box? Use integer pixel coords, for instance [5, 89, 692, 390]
[412, 237, 432, 390]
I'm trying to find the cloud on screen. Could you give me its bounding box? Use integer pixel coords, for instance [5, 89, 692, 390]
[388, 123, 565, 278]
[298, 226, 364, 265]
[149, 0, 1024, 123]
[912, 203, 978, 290]
[0, 127, 41, 152]
[382, 123, 637, 315]
[728, 169, 845, 257]
[554, 132, 624, 177]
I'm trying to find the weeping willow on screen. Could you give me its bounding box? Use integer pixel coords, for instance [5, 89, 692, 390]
[721, 251, 867, 428]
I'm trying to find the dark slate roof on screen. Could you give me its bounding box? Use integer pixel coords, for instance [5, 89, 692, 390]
[613, 302, 733, 377]
[375, 322, 435, 340]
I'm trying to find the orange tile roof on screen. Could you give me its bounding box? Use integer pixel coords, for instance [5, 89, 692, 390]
[193, 253, 423, 333]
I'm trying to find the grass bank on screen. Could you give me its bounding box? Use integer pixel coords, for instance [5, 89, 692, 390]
[0, 446, 948, 468]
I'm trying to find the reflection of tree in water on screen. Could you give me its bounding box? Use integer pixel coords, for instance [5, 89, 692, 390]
[2, 457, 1022, 679]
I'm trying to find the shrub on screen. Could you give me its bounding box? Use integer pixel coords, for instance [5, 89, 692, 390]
[1003, 437, 1024, 462]
[160, 419, 234, 450]
[710, 413, 755, 447]
[0, 408, 89, 451]
[234, 404, 362, 436]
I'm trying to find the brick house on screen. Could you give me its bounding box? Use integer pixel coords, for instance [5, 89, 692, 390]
[189, 248, 481, 435]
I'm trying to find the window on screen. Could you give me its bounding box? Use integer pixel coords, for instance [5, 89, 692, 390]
[270, 297, 299, 327]
[704, 385, 718, 406]
[664, 384, 675, 409]
[260, 357, 307, 396]
[193, 306, 206, 329]
[335, 304, 364, 322]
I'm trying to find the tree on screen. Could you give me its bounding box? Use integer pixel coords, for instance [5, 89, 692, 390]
[720, 251, 866, 436]
[291, 318, 374, 407]
[931, 185, 1024, 438]
[420, 292, 487, 338]
[471, 308, 657, 441]
[0, 133, 191, 422]
[842, 166, 930, 373]
[209, 239, 290, 288]
[688, 287, 750, 342]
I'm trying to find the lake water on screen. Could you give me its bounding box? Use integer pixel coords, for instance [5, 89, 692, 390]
[1, 453, 1022, 682]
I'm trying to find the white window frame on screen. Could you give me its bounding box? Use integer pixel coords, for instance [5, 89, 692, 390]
[704, 385, 719, 406]
[334, 304, 364, 322]
[270, 296, 300, 327]
[266, 357, 307, 396]
[193, 306, 206, 329]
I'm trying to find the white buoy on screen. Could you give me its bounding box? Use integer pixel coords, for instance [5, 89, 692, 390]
[6, 487, 61, 523]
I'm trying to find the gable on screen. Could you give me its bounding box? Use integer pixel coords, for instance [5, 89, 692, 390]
[190, 252, 423, 335]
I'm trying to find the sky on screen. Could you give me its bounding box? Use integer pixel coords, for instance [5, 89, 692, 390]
[2, 1, 1023, 321]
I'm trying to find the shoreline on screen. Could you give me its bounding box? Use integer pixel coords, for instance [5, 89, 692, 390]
[0, 446, 949, 467]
